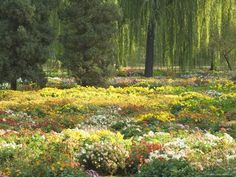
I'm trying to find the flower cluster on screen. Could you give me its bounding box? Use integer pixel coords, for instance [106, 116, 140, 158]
[77, 141, 129, 175]
[127, 140, 162, 173]
[141, 131, 236, 170]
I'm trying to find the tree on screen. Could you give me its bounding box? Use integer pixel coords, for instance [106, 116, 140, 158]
[0, 0, 58, 90]
[118, 0, 174, 77]
[59, 0, 121, 86]
[209, 25, 236, 71]
[118, 0, 235, 74]
[144, 1, 157, 77]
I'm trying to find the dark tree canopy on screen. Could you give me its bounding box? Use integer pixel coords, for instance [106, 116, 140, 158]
[59, 0, 121, 86]
[0, 0, 58, 89]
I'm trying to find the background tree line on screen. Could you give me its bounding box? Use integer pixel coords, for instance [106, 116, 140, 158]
[0, 0, 236, 90]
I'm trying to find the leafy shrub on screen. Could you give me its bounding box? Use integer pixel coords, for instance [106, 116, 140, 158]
[0, 142, 20, 164]
[58, 168, 89, 177]
[198, 160, 236, 177]
[136, 159, 197, 177]
[10, 164, 88, 177]
[62, 129, 131, 175]
[126, 141, 162, 174]
[77, 141, 129, 175]
[111, 121, 143, 138]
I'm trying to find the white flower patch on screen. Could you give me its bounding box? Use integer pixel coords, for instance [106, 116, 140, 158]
[222, 133, 234, 143]
[0, 142, 22, 149]
[77, 107, 132, 130]
[204, 132, 220, 142]
[226, 154, 236, 161]
[164, 138, 188, 149]
[149, 151, 169, 161]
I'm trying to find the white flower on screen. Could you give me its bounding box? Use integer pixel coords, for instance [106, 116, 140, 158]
[164, 138, 188, 149]
[81, 149, 86, 154]
[137, 136, 143, 141]
[154, 132, 170, 136]
[0, 142, 22, 149]
[222, 133, 234, 143]
[148, 131, 155, 137]
[226, 155, 236, 161]
[204, 132, 220, 142]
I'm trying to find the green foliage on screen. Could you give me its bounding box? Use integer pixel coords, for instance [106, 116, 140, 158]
[9, 164, 88, 177]
[198, 160, 236, 177]
[59, 0, 121, 86]
[136, 159, 197, 177]
[0, 0, 58, 89]
[118, 0, 236, 71]
[0, 143, 17, 164]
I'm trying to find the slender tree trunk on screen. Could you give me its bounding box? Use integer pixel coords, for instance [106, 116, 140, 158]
[210, 50, 215, 71]
[223, 53, 232, 71]
[210, 60, 214, 71]
[145, 20, 155, 77]
[10, 79, 17, 90]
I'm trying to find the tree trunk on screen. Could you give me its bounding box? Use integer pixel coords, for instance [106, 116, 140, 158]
[145, 20, 155, 77]
[10, 79, 17, 90]
[223, 53, 232, 71]
[209, 50, 215, 71]
[210, 60, 214, 71]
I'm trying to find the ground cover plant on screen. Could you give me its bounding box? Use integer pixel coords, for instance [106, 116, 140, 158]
[0, 73, 236, 176]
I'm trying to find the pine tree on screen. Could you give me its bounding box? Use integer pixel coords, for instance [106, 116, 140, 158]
[59, 0, 121, 86]
[0, 0, 58, 89]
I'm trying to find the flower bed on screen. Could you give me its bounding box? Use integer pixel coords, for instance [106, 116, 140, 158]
[0, 76, 236, 176]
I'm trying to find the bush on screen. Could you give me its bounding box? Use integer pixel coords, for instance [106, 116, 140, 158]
[0, 142, 19, 164]
[78, 141, 129, 175]
[198, 160, 236, 177]
[62, 129, 131, 175]
[112, 121, 144, 139]
[10, 164, 88, 177]
[127, 141, 162, 174]
[136, 159, 197, 177]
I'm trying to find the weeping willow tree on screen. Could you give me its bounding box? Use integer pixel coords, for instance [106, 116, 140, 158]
[118, 0, 173, 76]
[118, 0, 236, 75]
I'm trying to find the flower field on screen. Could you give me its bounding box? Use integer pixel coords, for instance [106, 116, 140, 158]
[0, 75, 236, 176]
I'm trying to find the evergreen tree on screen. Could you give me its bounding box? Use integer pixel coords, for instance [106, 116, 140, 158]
[59, 0, 121, 86]
[0, 0, 58, 90]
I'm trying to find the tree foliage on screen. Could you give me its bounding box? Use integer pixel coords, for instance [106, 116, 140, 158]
[0, 0, 58, 89]
[59, 0, 121, 86]
[118, 0, 236, 73]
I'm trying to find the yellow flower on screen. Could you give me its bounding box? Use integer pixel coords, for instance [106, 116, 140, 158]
[138, 111, 175, 122]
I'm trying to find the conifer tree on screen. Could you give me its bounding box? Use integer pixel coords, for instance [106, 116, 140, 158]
[0, 0, 58, 89]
